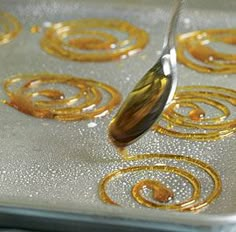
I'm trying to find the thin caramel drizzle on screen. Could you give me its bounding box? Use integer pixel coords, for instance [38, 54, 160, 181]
[177, 29, 236, 73]
[2, 73, 122, 121]
[40, 18, 149, 62]
[0, 11, 22, 45]
[99, 153, 222, 212]
[153, 85, 236, 141]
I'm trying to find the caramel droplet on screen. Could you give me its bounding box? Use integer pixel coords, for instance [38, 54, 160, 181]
[140, 179, 174, 203]
[36, 89, 65, 100]
[30, 25, 41, 33]
[189, 108, 205, 121]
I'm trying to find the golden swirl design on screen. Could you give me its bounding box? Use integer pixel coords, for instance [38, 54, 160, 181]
[40, 18, 149, 62]
[153, 86, 236, 141]
[0, 11, 22, 45]
[2, 73, 122, 121]
[99, 153, 221, 212]
[177, 29, 236, 73]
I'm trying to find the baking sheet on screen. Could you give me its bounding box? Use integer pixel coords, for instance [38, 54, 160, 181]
[0, 0, 236, 230]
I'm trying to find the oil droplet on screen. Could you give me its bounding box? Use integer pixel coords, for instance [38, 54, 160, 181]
[43, 21, 52, 28]
[87, 122, 97, 128]
[140, 55, 147, 60]
[183, 18, 191, 25]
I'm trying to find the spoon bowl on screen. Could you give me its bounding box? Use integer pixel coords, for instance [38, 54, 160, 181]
[109, 0, 182, 147]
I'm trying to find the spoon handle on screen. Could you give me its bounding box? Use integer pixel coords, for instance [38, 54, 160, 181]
[163, 0, 183, 49]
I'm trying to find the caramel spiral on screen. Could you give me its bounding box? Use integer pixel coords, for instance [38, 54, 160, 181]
[99, 154, 221, 212]
[0, 11, 22, 45]
[40, 18, 149, 62]
[2, 73, 122, 121]
[177, 29, 236, 73]
[153, 86, 236, 141]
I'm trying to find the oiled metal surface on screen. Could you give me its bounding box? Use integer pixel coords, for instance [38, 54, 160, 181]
[0, 0, 235, 229]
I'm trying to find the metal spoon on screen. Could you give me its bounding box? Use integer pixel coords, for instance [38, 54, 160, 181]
[109, 0, 182, 147]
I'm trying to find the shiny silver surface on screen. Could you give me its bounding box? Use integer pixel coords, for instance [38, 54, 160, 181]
[0, 0, 235, 231]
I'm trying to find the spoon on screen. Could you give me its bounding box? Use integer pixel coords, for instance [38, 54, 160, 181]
[109, 0, 182, 147]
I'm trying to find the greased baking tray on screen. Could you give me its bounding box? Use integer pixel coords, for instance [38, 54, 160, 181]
[0, 0, 236, 231]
